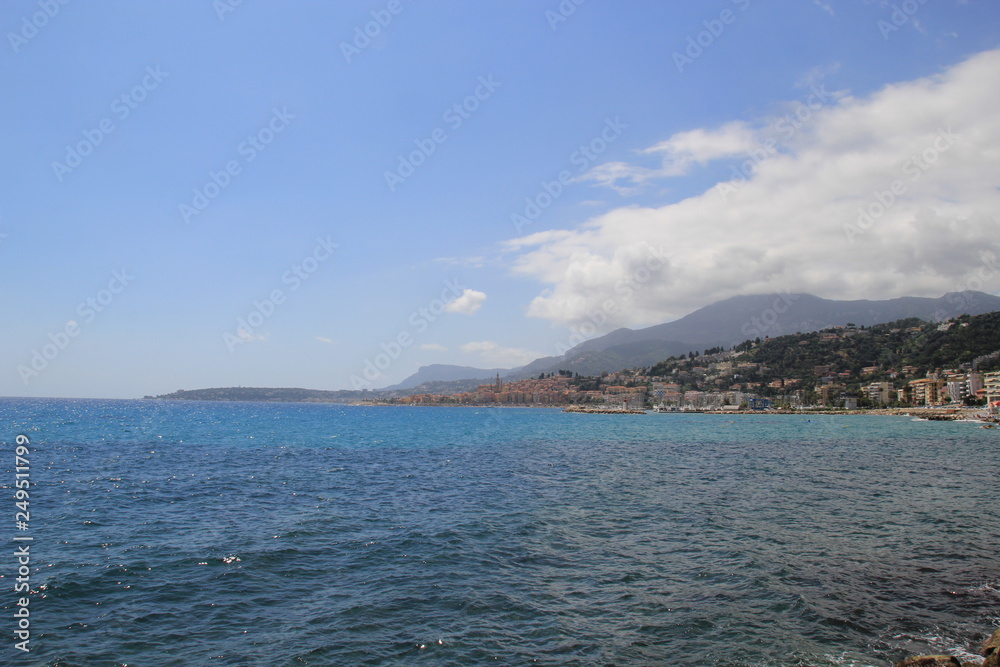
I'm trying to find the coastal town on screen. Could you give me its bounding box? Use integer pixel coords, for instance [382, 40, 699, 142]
[368, 315, 1000, 414]
[380, 362, 1000, 413]
[153, 313, 1000, 418]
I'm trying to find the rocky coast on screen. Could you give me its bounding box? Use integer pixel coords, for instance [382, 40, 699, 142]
[894, 627, 999, 666]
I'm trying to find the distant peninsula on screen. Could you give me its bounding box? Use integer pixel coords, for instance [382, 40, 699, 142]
[148, 387, 368, 403]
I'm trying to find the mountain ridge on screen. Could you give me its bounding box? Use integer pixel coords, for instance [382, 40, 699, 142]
[394, 290, 1000, 386]
[382, 364, 508, 391]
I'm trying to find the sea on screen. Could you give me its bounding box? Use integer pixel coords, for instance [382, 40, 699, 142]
[0, 398, 997, 666]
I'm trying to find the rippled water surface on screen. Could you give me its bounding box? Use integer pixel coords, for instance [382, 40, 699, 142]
[1, 399, 997, 665]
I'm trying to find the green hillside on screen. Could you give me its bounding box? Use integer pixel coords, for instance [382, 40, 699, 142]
[646, 311, 1000, 400]
[741, 313, 1000, 380]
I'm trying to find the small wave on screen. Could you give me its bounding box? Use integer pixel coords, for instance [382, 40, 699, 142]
[967, 581, 1000, 595]
[889, 629, 982, 663]
[817, 655, 882, 667]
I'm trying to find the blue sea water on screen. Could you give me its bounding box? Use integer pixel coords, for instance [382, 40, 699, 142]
[0, 398, 997, 666]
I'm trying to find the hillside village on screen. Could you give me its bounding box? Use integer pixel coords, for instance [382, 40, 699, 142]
[379, 313, 1000, 411]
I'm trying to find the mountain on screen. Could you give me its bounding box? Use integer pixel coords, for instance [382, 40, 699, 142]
[514, 290, 1000, 377]
[383, 364, 508, 390]
[387, 291, 1000, 386]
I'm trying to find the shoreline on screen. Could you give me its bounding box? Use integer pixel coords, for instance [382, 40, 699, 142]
[142, 396, 997, 422]
[347, 402, 998, 421]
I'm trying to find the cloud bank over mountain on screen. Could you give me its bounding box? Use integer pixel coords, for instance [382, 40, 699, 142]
[507, 49, 1000, 329]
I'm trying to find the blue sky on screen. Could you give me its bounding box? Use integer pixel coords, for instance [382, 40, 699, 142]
[3, 0, 999, 398]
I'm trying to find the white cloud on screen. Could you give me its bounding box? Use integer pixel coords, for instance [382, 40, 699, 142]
[461, 341, 539, 368]
[444, 288, 487, 315]
[643, 121, 760, 166]
[578, 161, 658, 195]
[315, 336, 335, 344]
[418, 343, 447, 352]
[579, 121, 760, 194]
[507, 49, 1000, 327]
